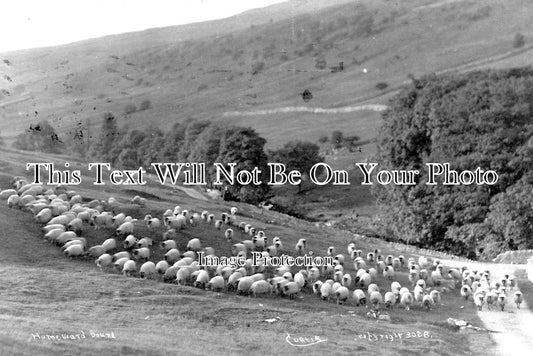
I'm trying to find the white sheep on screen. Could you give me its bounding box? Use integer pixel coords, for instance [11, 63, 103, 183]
[44, 228, 65, 242]
[123, 235, 138, 249]
[161, 240, 177, 252]
[163, 266, 180, 282]
[123, 260, 137, 276]
[95, 254, 113, 269]
[112, 213, 126, 227]
[353, 289, 367, 307]
[139, 261, 156, 278]
[186, 238, 201, 251]
[60, 239, 86, 252]
[514, 291, 523, 309]
[460, 285, 472, 300]
[55, 231, 78, 245]
[64, 244, 84, 258]
[335, 286, 350, 305]
[87, 245, 106, 258]
[400, 291, 414, 310]
[237, 276, 255, 295]
[295, 238, 306, 255]
[0, 189, 17, 200]
[102, 238, 117, 252]
[225, 228, 234, 241]
[35, 208, 53, 224]
[136, 237, 153, 249]
[383, 266, 395, 280]
[320, 282, 332, 301]
[282, 281, 301, 299]
[384, 291, 396, 309]
[249, 280, 271, 297]
[176, 267, 191, 285]
[131, 195, 146, 207]
[369, 291, 383, 309]
[7, 194, 20, 208]
[155, 260, 169, 275]
[116, 221, 135, 237]
[133, 247, 150, 261]
[207, 276, 225, 292]
[144, 215, 161, 230]
[422, 294, 434, 311]
[114, 257, 131, 271]
[164, 248, 181, 264]
[113, 251, 131, 261]
[42, 224, 66, 234]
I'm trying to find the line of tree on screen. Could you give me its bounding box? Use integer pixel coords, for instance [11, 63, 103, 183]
[373, 67, 533, 260]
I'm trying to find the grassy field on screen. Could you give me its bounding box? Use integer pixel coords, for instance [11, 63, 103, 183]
[0, 148, 500, 355]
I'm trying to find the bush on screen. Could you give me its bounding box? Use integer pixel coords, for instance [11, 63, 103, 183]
[513, 32, 525, 48]
[375, 82, 389, 90]
[139, 100, 152, 111]
[198, 84, 208, 91]
[251, 61, 265, 75]
[124, 104, 137, 115]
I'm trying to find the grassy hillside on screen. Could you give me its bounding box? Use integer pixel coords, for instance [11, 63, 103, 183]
[0, 147, 499, 355]
[1, 0, 532, 152]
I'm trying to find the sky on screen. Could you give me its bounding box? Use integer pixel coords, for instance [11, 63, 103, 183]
[0, 0, 287, 53]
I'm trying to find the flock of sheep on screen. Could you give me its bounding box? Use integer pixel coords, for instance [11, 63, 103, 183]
[0, 175, 525, 314]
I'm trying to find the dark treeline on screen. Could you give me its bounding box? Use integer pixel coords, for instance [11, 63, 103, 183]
[374, 67, 533, 260]
[12, 112, 323, 205]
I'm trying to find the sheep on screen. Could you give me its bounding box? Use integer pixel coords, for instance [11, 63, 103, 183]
[116, 221, 135, 237]
[384, 292, 396, 310]
[164, 249, 181, 264]
[87, 245, 106, 258]
[161, 240, 177, 252]
[400, 291, 414, 310]
[498, 293, 506, 311]
[133, 247, 150, 261]
[122, 260, 137, 276]
[320, 282, 332, 301]
[131, 195, 146, 207]
[35, 208, 53, 224]
[163, 266, 180, 282]
[0, 189, 17, 200]
[61, 239, 86, 252]
[66, 217, 83, 235]
[144, 215, 161, 230]
[225, 271, 243, 291]
[353, 289, 367, 307]
[176, 267, 191, 285]
[156, 260, 169, 275]
[512, 291, 523, 309]
[237, 276, 255, 295]
[367, 268, 378, 280]
[356, 273, 371, 288]
[123, 235, 138, 249]
[207, 276, 225, 292]
[44, 228, 65, 242]
[335, 286, 350, 305]
[250, 280, 272, 297]
[42, 224, 66, 234]
[369, 291, 383, 309]
[95, 254, 113, 269]
[102, 238, 117, 252]
[294, 271, 307, 288]
[253, 236, 265, 251]
[187, 238, 202, 251]
[214, 220, 223, 230]
[230, 207, 238, 216]
[383, 266, 395, 280]
[64, 244, 85, 258]
[295, 239, 306, 255]
[282, 282, 301, 299]
[430, 290, 441, 305]
[55, 231, 78, 245]
[162, 229, 177, 241]
[422, 294, 434, 312]
[312, 281, 323, 295]
[112, 213, 126, 227]
[225, 228, 234, 241]
[139, 261, 156, 278]
[341, 273, 352, 288]
[474, 292, 484, 311]
[194, 270, 210, 289]
[486, 290, 498, 310]
[113, 251, 131, 262]
[165, 216, 186, 230]
[136, 237, 153, 249]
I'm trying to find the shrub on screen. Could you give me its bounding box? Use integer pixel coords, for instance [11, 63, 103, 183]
[198, 84, 208, 91]
[513, 32, 525, 48]
[375, 82, 389, 90]
[251, 61, 265, 75]
[139, 99, 152, 111]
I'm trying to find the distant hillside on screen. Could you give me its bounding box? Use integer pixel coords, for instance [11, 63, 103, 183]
[1, 0, 532, 152]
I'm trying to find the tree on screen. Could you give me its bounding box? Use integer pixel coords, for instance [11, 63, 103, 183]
[373, 67, 533, 259]
[88, 112, 119, 163]
[12, 120, 64, 153]
[214, 126, 271, 204]
[270, 141, 324, 192]
[513, 32, 525, 48]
